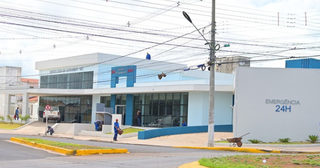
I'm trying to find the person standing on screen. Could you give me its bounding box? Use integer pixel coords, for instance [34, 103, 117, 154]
[113, 119, 120, 141]
[15, 107, 19, 120]
[182, 121, 187, 126]
[136, 109, 141, 126]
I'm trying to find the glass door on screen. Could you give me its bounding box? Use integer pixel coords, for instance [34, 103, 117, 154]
[115, 105, 126, 125]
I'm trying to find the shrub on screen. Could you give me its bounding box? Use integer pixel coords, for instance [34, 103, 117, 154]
[278, 138, 290, 143]
[0, 116, 4, 121]
[248, 139, 262, 144]
[6, 115, 13, 123]
[306, 135, 319, 143]
[20, 115, 31, 123]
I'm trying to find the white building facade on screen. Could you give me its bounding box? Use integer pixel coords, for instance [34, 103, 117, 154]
[1, 53, 234, 130]
[234, 67, 320, 142]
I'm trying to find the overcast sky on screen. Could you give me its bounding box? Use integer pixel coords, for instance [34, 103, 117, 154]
[0, 0, 320, 77]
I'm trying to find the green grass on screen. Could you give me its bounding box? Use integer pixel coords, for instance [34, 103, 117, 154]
[264, 141, 315, 144]
[199, 155, 320, 168]
[18, 137, 113, 150]
[0, 122, 24, 129]
[215, 140, 229, 143]
[107, 128, 144, 134]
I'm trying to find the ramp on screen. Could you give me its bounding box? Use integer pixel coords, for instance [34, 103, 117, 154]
[14, 121, 56, 135]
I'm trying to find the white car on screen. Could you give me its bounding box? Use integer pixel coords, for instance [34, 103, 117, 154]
[43, 106, 61, 123]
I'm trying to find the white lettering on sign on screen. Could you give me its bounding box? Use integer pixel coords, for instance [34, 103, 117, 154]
[50, 67, 84, 74]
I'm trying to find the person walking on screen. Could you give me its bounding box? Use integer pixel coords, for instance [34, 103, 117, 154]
[113, 119, 120, 141]
[136, 109, 141, 126]
[15, 107, 19, 120]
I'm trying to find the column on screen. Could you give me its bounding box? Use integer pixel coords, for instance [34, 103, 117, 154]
[22, 92, 29, 116]
[4, 94, 11, 121]
[91, 95, 100, 123]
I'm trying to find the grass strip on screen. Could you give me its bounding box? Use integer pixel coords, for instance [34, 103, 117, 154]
[18, 137, 113, 150]
[0, 122, 24, 129]
[199, 155, 320, 168]
[107, 128, 144, 134]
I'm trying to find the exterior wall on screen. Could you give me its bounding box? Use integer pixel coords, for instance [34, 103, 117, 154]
[73, 123, 95, 135]
[92, 95, 100, 123]
[188, 92, 209, 126]
[234, 67, 320, 142]
[216, 56, 250, 74]
[32, 53, 235, 126]
[286, 58, 320, 69]
[188, 91, 233, 126]
[0, 66, 21, 89]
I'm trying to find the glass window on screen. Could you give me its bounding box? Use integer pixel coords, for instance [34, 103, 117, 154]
[139, 94, 145, 104]
[134, 94, 139, 104]
[101, 96, 111, 107]
[173, 93, 180, 104]
[152, 94, 159, 104]
[181, 93, 188, 105]
[40, 71, 93, 89]
[116, 94, 126, 105]
[40, 76, 48, 88]
[166, 93, 173, 104]
[145, 94, 151, 105]
[159, 93, 165, 105]
[181, 105, 188, 116]
[132, 93, 188, 128]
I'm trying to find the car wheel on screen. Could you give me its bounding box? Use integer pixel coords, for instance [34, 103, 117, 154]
[57, 119, 61, 123]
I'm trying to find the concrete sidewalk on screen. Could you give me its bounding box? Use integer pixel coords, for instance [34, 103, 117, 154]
[1, 123, 320, 154]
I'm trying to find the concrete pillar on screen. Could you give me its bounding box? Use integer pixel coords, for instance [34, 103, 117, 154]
[92, 95, 100, 123]
[22, 92, 29, 116]
[4, 94, 11, 121]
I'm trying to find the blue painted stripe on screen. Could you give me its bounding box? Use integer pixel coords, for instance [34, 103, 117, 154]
[138, 125, 232, 139]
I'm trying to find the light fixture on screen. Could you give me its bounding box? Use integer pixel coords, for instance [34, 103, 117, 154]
[158, 72, 166, 80]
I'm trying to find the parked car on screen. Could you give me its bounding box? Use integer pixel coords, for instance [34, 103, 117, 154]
[43, 106, 61, 123]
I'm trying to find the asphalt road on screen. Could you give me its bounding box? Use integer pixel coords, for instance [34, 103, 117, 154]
[0, 133, 253, 168]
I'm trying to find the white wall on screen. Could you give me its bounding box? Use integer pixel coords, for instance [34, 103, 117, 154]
[188, 92, 209, 126]
[92, 95, 100, 123]
[188, 91, 233, 126]
[234, 67, 320, 142]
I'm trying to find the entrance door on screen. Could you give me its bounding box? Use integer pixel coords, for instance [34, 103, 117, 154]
[115, 105, 126, 125]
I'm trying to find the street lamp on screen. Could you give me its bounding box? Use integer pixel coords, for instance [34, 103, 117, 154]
[182, 1, 216, 147]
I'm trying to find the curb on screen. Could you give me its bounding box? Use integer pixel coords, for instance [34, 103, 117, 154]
[76, 149, 128, 156]
[178, 161, 206, 168]
[10, 137, 128, 156]
[11, 137, 74, 155]
[174, 146, 282, 153]
[173, 146, 320, 154]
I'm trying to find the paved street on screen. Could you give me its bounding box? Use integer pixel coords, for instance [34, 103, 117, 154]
[0, 133, 243, 168]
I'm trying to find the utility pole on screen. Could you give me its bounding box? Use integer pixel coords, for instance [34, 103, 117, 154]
[207, 0, 216, 147]
[183, 0, 215, 147]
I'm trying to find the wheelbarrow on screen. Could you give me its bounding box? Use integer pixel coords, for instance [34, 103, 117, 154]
[223, 132, 250, 147]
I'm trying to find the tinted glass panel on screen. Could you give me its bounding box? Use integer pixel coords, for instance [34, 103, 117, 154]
[132, 93, 188, 128]
[40, 71, 93, 89]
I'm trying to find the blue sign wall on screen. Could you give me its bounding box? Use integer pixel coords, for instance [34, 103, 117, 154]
[110, 65, 136, 125]
[111, 65, 136, 88]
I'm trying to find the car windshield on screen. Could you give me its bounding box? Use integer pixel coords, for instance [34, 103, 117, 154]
[51, 107, 59, 111]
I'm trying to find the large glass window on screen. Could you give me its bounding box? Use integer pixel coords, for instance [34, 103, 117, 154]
[133, 93, 188, 128]
[39, 95, 92, 123]
[40, 71, 93, 89]
[100, 96, 111, 107]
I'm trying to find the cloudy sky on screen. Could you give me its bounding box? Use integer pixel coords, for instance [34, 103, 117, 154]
[0, 0, 319, 77]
